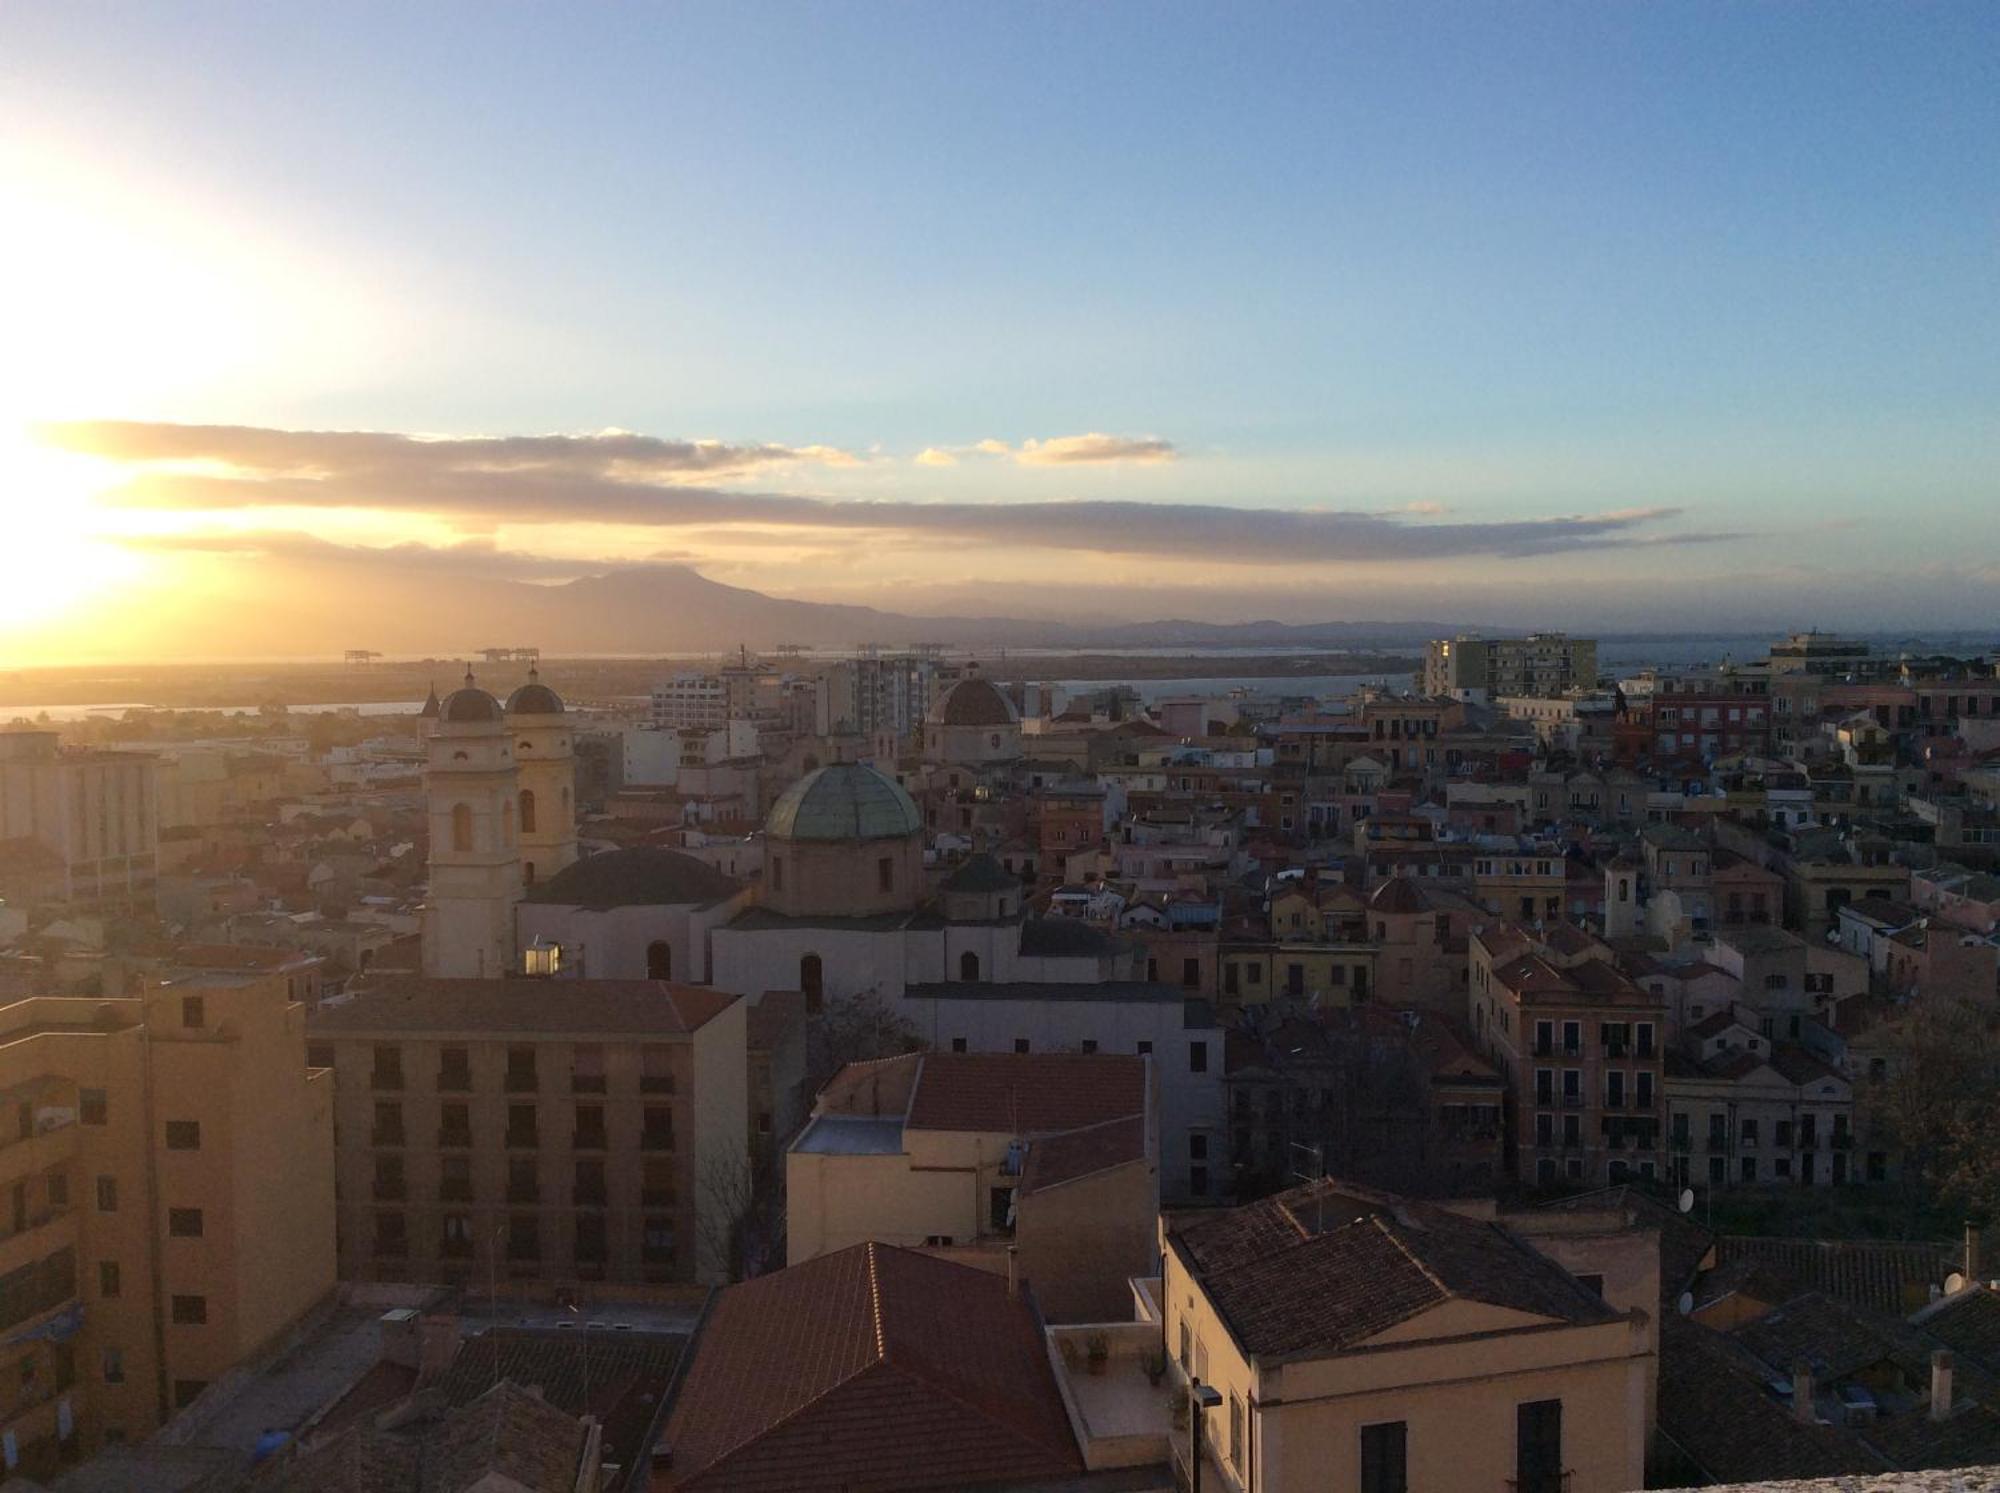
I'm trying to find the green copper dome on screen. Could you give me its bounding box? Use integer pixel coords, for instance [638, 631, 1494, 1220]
[766, 763, 922, 843]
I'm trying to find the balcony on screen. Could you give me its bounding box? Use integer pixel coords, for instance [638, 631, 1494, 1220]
[1562, 1094, 1585, 1110]
[503, 1071, 537, 1095]
[504, 1126, 539, 1150]
[570, 1075, 607, 1095]
[572, 1129, 608, 1153]
[370, 1071, 404, 1092]
[437, 1071, 471, 1093]
[438, 1127, 473, 1149]
[1045, 1321, 1173, 1473]
[639, 1076, 675, 1096]
[640, 1130, 675, 1153]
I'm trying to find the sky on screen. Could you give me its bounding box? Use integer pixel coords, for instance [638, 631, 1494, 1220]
[1, 2, 1996, 660]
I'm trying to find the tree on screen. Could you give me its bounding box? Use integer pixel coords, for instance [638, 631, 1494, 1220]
[695, 1152, 784, 1284]
[1864, 993, 2000, 1223]
[803, 988, 923, 1098]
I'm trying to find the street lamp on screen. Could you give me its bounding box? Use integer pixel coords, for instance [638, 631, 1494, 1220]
[1190, 1383, 1222, 1493]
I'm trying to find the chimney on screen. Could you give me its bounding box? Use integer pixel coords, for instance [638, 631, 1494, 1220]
[1006, 1245, 1020, 1301]
[1967, 1224, 1983, 1281]
[1791, 1359, 1815, 1424]
[1933, 1350, 1956, 1421]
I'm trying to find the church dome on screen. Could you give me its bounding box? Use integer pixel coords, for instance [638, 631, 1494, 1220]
[439, 669, 504, 725]
[766, 763, 922, 843]
[505, 669, 565, 716]
[926, 672, 1018, 728]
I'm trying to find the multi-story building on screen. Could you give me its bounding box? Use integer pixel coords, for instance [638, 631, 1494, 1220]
[1471, 925, 1667, 1187]
[650, 673, 728, 731]
[1425, 633, 1598, 702]
[0, 969, 334, 1472]
[309, 978, 747, 1287]
[814, 651, 940, 739]
[0, 733, 159, 912]
[1160, 1178, 1650, 1493]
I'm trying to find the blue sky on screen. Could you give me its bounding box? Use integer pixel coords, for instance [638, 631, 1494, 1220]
[2, 2, 1996, 648]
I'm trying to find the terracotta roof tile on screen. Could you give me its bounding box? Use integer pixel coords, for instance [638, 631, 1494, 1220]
[905, 1053, 1147, 1135]
[1018, 1115, 1148, 1194]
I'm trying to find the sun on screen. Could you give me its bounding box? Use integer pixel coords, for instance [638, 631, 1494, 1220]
[0, 422, 146, 638]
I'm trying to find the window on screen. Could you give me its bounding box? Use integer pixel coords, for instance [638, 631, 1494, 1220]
[438, 1046, 471, 1090]
[98, 1261, 120, 1298]
[171, 1294, 207, 1325]
[1189, 1133, 1208, 1161]
[1014, 1038, 1030, 1054]
[371, 1044, 404, 1090]
[80, 1090, 107, 1126]
[960, 951, 980, 982]
[646, 941, 673, 981]
[1230, 1393, 1245, 1467]
[571, 1044, 606, 1094]
[1080, 1038, 1098, 1053]
[451, 802, 473, 852]
[950, 1037, 967, 1053]
[168, 1208, 203, 1238]
[519, 788, 536, 834]
[181, 996, 204, 1029]
[307, 1042, 334, 1071]
[1183, 957, 1200, 988]
[800, 954, 823, 1010]
[1517, 1400, 1563, 1493]
[1190, 1164, 1208, 1195]
[1137, 1040, 1153, 1056]
[95, 1176, 116, 1213]
[102, 1348, 124, 1385]
[164, 1120, 200, 1151]
[1361, 1421, 1408, 1493]
[877, 856, 894, 893]
[989, 1185, 1014, 1232]
[504, 1046, 537, 1092]
[1189, 1040, 1208, 1074]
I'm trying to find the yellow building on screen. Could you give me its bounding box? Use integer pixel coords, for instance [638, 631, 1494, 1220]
[1159, 1179, 1651, 1493]
[309, 978, 748, 1288]
[0, 968, 335, 1476]
[787, 1051, 1158, 1322]
[1220, 942, 1377, 1007]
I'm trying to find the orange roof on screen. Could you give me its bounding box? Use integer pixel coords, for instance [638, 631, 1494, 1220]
[1018, 1114, 1148, 1194]
[661, 1243, 1081, 1492]
[906, 1052, 1147, 1135]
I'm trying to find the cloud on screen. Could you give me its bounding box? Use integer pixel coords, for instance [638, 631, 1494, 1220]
[928, 432, 1178, 466]
[114, 529, 618, 581]
[51, 419, 1726, 565]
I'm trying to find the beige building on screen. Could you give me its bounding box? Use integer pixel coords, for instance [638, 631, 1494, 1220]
[309, 978, 747, 1288]
[1160, 1179, 1651, 1493]
[0, 733, 159, 912]
[1426, 634, 1599, 702]
[0, 967, 334, 1475]
[787, 1051, 1158, 1322]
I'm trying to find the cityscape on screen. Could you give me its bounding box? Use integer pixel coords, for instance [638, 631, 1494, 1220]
[3, 5, 1999, 1493]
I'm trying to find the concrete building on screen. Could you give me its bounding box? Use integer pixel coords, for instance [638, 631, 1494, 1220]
[1160, 1178, 1651, 1493]
[0, 733, 159, 912]
[786, 1051, 1158, 1322]
[0, 968, 334, 1472]
[309, 978, 747, 1287]
[1425, 634, 1599, 702]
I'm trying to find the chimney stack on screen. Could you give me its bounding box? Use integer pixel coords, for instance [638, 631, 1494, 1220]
[1967, 1223, 1983, 1282]
[1792, 1359, 1815, 1424]
[1006, 1245, 1020, 1301]
[1933, 1350, 1956, 1421]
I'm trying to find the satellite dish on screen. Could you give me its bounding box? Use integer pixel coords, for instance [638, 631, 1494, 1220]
[1678, 1188, 1696, 1215]
[1678, 1291, 1695, 1317]
[1947, 1272, 1968, 1295]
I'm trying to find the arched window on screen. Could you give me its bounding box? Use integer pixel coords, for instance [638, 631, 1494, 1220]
[960, 950, 980, 982]
[647, 941, 672, 981]
[800, 953, 823, 1012]
[520, 789, 537, 834]
[451, 802, 473, 852]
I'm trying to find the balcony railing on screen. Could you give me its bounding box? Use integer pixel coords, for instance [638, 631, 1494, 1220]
[639, 1076, 675, 1095]
[438, 1128, 473, 1149]
[504, 1127, 539, 1150]
[641, 1130, 675, 1152]
[571, 1075, 607, 1095]
[572, 1130, 609, 1152]
[504, 1072, 537, 1094]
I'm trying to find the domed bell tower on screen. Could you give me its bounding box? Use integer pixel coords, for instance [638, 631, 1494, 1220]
[423, 669, 523, 978]
[505, 667, 578, 890]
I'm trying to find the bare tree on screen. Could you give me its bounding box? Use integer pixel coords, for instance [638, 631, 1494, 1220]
[804, 987, 924, 1096]
[695, 1151, 785, 1283]
[1864, 993, 2000, 1222]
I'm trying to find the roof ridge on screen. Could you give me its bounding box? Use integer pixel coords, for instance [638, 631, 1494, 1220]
[1372, 1213, 1455, 1304]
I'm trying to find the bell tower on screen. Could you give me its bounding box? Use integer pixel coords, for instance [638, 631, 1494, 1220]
[423, 668, 522, 978]
[505, 667, 579, 889]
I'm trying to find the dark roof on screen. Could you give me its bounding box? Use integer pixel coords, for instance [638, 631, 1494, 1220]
[927, 674, 1018, 728]
[1368, 876, 1427, 914]
[1172, 1179, 1616, 1358]
[902, 979, 1193, 1007]
[1018, 1114, 1148, 1194]
[504, 677, 565, 715]
[522, 846, 741, 908]
[1715, 1237, 1955, 1317]
[662, 1243, 1082, 1492]
[438, 680, 504, 724]
[1918, 1288, 2000, 1372]
[1017, 916, 1123, 958]
[906, 1052, 1147, 1134]
[310, 977, 737, 1038]
[264, 1380, 586, 1492]
[1658, 1315, 1875, 1484]
[941, 853, 1017, 894]
[1537, 1185, 1716, 1302]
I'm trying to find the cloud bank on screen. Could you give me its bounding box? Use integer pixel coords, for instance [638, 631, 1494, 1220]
[46, 419, 1725, 565]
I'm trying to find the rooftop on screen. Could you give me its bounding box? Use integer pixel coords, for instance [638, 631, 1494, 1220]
[766, 762, 922, 843]
[521, 846, 741, 909]
[309, 977, 737, 1039]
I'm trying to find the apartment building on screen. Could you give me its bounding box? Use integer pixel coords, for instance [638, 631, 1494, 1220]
[1425, 634, 1598, 702]
[1160, 1179, 1649, 1493]
[0, 969, 334, 1474]
[0, 733, 159, 912]
[1471, 925, 1667, 1187]
[309, 978, 747, 1288]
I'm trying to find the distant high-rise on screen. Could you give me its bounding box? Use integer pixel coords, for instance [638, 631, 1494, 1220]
[1425, 633, 1598, 701]
[0, 733, 159, 912]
